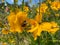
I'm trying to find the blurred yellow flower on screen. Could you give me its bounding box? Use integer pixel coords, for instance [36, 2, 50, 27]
[21, 18, 43, 40]
[9, 39, 15, 43]
[51, 21, 58, 27]
[15, 11, 28, 32]
[41, 22, 52, 31]
[27, 19, 39, 33]
[31, 21, 59, 40]
[40, 21, 59, 34]
[25, 19, 41, 40]
[47, 0, 52, 4]
[35, 13, 42, 23]
[48, 21, 59, 34]
[33, 25, 43, 40]
[2, 42, 7, 45]
[49, 28, 59, 34]
[7, 11, 44, 40]
[55, 14, 60, 17]
[16, 11, 27, 25]
[51, 1, 60, 10]
[2, 29, 9, 34]
[24, 6, 29, 12]
[7, 11, 27, 33]
[37, 3, 48, 13]
[7, 12, 17, 33]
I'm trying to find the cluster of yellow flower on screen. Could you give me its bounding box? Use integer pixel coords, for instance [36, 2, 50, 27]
[2, 0, 60, 40]
[51, 1, 60, 11]
[30, 21, 59, 40]
[2, 11, 59, 40]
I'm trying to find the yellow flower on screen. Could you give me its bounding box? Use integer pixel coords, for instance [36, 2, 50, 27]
[7, 11, 27, 33]
[27, 21, 59, 40]
[29, 24, 43, 40]
[51, 1, 60, 10]
[40, 22, 59, 34]
[16, 11, 27, 25]
[7, 11, 43, 40]
[2, 29, 9, 34]
[27, 19, 44, 40]
[40, 21, 59, 34]
[47, 0, 52, 4]
[48, 28, 59, 34]
[55, 14, 60, 17]
[27, 19, 39, 33]
[15, 11, 28, 32]
[33, 25, 43, 40]
[51, 21, 58, 27]
[35, 13, 42, 23]
[9, 39, 15, 43]
[23, 6, 29, 12]
[7, 12, 17, 33]
[48, 21, 59, 34]
[25, 19, 40, 40]
[41, 22, 52, 31]
[37, 3, 48, 13]
[2, 42, 7, 45]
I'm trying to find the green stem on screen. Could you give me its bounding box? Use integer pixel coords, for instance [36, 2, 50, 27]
[22, 0, 24, 11]
[37, 36, 40, 45]
[15, 33, 20, 45]
[50, 34, 55, 42]
[14, 0, 17, 13]
[39, 0, 40, 15]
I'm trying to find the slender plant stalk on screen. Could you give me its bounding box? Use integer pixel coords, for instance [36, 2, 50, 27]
[37, 36, 40, 45]
[22, 0, 24, 11]
[39, 0, 40, 15]
[37, 0, 41, 45]
[15, 33, 20, 45]
[14, 0, 18, 13]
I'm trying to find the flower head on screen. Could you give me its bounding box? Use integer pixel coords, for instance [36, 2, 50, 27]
[35, 13, 42, 23]
[37, 3, 48, 13]
[7, 11, 27, 33]
[2, 29, 9, 34]
[48, 21, 59, 34]
[51, 1, 60, 10]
